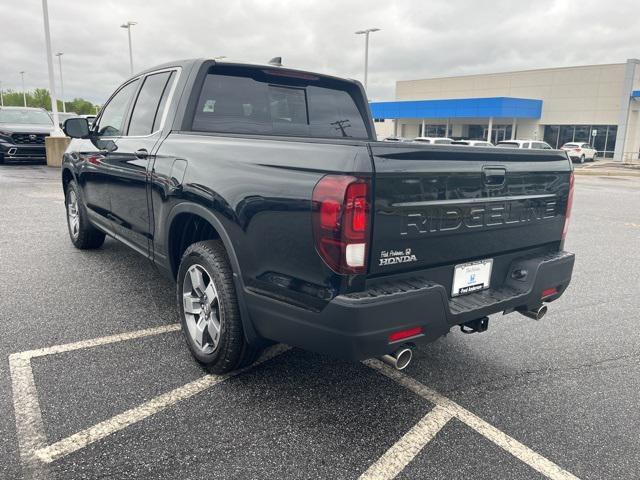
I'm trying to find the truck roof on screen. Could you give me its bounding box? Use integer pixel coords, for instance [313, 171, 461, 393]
[130, 58, 361, 87]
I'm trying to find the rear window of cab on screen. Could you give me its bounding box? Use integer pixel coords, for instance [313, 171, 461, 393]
[191, 66, 370, 140]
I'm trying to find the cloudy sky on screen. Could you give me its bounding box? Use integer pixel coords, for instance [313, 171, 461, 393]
[1, 0, 639, 104]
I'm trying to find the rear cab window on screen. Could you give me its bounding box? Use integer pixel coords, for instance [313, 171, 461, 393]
[190, 65, 371, 140]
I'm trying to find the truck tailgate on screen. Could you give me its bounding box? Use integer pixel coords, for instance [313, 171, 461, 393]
[368, 143, 572, 275]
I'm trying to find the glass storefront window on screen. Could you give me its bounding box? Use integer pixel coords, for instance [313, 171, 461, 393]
[559, 126, 575, 147]
[544, 125, 560, 148]
[574, 126, 590, 143]
[419, 125, 448, 137]
[543, 124, 617, 156]
[468, 125, 484, 140]
[591, 125, 607, 152]
[605, 125, 617, 157]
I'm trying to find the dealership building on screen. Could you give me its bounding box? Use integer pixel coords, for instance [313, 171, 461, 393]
[370, 59, 640, 160]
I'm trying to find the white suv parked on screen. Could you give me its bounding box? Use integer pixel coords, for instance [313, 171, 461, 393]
[496, 140, 553, 150]
[561, 142, 597, 163]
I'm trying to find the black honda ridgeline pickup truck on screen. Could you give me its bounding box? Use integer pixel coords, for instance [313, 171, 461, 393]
[61, 59, 575, 372]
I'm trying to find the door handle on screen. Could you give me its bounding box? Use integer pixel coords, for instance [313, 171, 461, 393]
[135, 149, 148, 159]
[482, 166, 506, 187]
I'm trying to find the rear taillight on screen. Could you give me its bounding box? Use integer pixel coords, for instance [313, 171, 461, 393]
[312, 175, 370, 274]
[575, 148, 582, 152]
[562, 172, 574, 240]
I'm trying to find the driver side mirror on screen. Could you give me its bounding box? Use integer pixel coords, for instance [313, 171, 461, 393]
[63, 118, 90, 139]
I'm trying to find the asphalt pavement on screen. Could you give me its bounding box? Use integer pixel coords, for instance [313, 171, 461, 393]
[1, 165, 639, 480]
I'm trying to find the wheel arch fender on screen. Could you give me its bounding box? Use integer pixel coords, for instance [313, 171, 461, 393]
[165, 202, 261, 344]
[61, 165, 77, 190]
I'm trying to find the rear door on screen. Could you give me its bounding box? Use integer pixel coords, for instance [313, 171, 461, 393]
[367, 143, 571, 276]
[107, 70, 177, 255]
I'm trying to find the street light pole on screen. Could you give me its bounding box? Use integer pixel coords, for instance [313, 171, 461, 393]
[20, 71, 26, 107]
[56, 52, 66, 113]
[120, 21, 137, 76]
[355, 28, 380, 92]
[0, 81, 4, 107]
[41, 0, 62, 135]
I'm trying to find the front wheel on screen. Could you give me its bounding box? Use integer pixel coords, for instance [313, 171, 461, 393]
[177, 240, 261, 373]
[65, 181, 106, 249]
[580, 155, 585, 164]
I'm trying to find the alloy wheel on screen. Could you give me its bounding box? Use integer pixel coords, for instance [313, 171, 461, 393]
[67, 190, 80, 239]
[182, 264, 222, 354]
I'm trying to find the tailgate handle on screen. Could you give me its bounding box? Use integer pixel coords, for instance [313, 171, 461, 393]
[482, 166, 506, 186]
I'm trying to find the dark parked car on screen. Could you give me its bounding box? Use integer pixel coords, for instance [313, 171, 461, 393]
[61, 59, 575, 373]
[0, 107, 55, 164]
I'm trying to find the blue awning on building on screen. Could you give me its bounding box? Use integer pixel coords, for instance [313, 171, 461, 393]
[632, 90, 640, 98]
[369, 97, 542, 120]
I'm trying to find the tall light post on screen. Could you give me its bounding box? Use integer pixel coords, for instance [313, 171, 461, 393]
[41, 0, 62, 135]
[20, 71, 27, 107]
[0, 80, 4, 107]
[120, 21, 137, 76]
[55, 52, 66, 113]
[355, 28, 380, 92]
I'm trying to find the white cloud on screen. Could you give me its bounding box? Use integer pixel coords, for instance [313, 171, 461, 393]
[1, 0, 638, 104]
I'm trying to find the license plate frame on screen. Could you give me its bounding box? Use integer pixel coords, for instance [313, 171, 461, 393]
[452, 259, 493, 297]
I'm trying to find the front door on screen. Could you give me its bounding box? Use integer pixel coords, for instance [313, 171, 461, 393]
[79, 79, 140, 232]
[483, 127, 508, 144]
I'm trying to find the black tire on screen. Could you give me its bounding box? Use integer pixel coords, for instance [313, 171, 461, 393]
[177, 240, 261, 373]
[0, 153, 4, 165]
[64, 180, 106, 249]
[580, 155, 585, 164]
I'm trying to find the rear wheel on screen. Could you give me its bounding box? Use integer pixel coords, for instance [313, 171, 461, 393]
[65, 181, 106, 249]
[177, 240, 261, 373]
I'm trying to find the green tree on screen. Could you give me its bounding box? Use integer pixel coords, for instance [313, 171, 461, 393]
[1, 88, 99, 114]
[66, 98, 97, 115]
[31, 88, 51, 109]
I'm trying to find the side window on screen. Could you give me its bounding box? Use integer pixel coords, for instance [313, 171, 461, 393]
[95, 80, 139, 137]
[523, 142, 530, 148]
[128, 71, 175, 136]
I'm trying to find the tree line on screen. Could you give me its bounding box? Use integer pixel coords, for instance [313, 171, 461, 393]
[1, 88, 99, 115]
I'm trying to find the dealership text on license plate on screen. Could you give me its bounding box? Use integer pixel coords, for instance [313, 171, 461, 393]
[452, 259, 493, 297]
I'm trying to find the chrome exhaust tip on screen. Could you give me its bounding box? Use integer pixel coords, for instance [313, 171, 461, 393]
[380, 347, 413, 370]
[518, 304, 548, 321]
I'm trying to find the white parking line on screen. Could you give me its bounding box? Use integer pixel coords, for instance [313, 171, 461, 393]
[34, 344, 290, 463]
[363, 359, 580, 480]
[359, 405, 454, 480]
[9, 324, 180, 480]
[9, 323, 288, 479]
